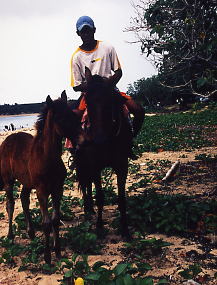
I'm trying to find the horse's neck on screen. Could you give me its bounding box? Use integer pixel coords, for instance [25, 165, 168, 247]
[35, 111, 62, 158]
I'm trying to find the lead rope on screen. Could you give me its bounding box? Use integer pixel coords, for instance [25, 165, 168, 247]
[112, 105, 122, 137]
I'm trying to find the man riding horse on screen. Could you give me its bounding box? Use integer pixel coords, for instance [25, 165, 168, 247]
[68, 16, 144, 157]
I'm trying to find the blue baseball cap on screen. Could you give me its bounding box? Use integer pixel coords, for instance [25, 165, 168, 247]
[76, 16, 95, 32]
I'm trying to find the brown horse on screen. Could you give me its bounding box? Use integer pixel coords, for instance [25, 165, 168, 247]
[75, 68, 144, 239]
[0, 91, 81, 263]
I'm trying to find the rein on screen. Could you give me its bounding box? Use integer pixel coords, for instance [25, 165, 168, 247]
[112, 105, 122, 137]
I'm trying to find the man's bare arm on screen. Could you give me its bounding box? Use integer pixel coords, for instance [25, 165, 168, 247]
[112, 68, 122, 86]
[73, 81, 88, 92]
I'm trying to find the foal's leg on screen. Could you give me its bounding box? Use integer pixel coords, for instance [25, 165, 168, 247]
[94, 175, 104, 235]
[82, 181, 94, 218]
[115, 162, 130, 239]
[5, 182, 15, 239]
[51, 187, 63, 259]
[36, 189, 51, 264]
[20, 187, 35, 239]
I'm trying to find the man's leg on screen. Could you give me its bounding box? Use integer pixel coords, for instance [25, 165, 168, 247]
[125, 99, 145, 137]
[119, 92, 145, 137]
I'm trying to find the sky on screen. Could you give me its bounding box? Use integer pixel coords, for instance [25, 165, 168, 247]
[0, 0, 156, 104]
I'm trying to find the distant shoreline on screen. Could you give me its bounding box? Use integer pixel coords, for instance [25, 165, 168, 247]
[0, 113, 39, 118]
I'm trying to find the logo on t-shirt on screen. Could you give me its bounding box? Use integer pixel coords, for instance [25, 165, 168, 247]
[91, 58, 102, 63]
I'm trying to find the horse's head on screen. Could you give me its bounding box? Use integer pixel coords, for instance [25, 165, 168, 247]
[36, 91, 82, 145]
[84, 67, 124, 144]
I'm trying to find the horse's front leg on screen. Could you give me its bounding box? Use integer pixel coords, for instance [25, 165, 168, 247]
[115, 162, 130, 239]
[20, 187, 35, 239]
[81, 181, 94, 218]
[5, 183, 15, 239]
[51, 187, 63, 259]
[94, 175, 104, 236]
[36, 189, 51, 264]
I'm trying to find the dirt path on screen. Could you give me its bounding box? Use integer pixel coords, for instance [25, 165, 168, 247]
[0, 130, 217, 284]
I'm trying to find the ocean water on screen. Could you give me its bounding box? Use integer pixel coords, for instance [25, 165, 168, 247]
[0, 114, 38, 132]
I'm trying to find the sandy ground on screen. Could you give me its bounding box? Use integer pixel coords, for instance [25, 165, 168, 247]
[0, 128, 217, 284]
[0, 128, 36, 145]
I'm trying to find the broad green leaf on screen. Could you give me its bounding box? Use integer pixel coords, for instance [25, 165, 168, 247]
[60, 258, 73, 266]
[85, 272, 101, 281]
[115, 277, 125, 285]
[92, 261, 107, 271]
[114, 264, 129, 277]
[143, 277, 154, 285]
[123, 274, 134, 285]
[137, 263, 152, 271]
[157, 279, 169, 284]
[64, 269, 74, 278]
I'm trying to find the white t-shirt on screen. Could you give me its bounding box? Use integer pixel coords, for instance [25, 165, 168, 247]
[71, 40, 121, 87]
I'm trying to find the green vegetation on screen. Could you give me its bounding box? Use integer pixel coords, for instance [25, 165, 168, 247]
[178, 264, 202, 280]
[128, 0, 217, 103]
[124, 232, 172, 256]
[195, 153, 217, 163]
[135, 107, 217, 153]
[0, 107, 217, 283]
[0, 100, 77, 115]
[59, 255, 169, 285]
[0, 102, 43, 115]
[62, 222, 100, 254]
[127, 75, 178, 107]
[126, 189, 217, 234]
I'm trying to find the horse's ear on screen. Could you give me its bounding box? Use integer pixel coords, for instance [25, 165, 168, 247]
[46, 95, 53, 107]
[85, 66, 92, 83]
[61, 90, 67, 103]
[108, 72, 120, 87]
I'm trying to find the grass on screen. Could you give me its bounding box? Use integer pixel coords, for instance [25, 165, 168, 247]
[135, 108, 217, 153]
[126, 189, 217, 234]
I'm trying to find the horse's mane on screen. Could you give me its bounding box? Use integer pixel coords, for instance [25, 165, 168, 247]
[92, 74, 104, 84]
[35, 105, 48, 136]
[35, 98, 66, 137]
[87, 75, 106, 93]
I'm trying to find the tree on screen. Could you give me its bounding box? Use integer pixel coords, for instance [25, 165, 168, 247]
[127, 75, 177, 106]
[127, 0, 217, 100]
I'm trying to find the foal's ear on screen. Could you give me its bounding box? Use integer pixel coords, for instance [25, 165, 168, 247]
[85, 66, 92, 83]
[46, 95, 53, 107]
[61, 90, 67, 104]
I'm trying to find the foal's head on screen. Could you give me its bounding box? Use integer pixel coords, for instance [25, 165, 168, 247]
[36, 91, 81, 144]
[84, 68, 124, 144]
